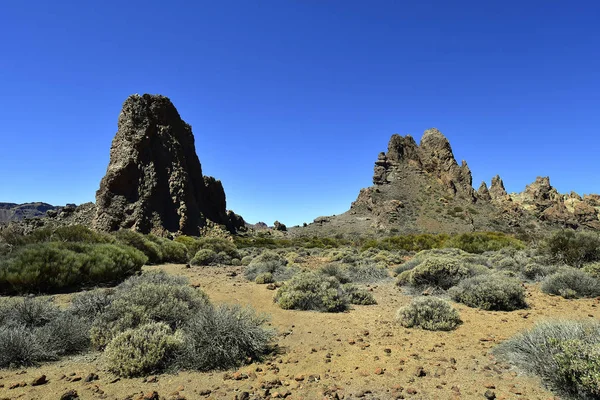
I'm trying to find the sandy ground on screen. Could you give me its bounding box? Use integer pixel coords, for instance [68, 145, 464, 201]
[2, 262, 595, 400]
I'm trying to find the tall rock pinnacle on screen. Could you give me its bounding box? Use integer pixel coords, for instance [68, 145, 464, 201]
[94, 94, 243, 235]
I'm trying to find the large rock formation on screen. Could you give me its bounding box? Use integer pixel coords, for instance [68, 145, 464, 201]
[94, 94, 243, 235]
[295, 128, 600, 236]
[374, 128, 476, 200]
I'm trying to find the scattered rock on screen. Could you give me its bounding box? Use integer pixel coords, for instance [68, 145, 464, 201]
[60, 390, 79, 400]
[31, 375, 47, 386]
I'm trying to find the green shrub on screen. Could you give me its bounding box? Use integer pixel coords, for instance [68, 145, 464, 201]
[240, 255, 253, 266]
[90, 271, 208, 348]
[449, 274, 527, 311]
[541, 269, 600, 299]
[104, 322, 183, 377]
[114, 230, 162, 264]
[49, 225, 115, 244]
[342, 284, 376, 305]
[552, 339, 600, 399]
[185, 237, 240, 260]
[397, 256, 487, 290]
[190, 249, 219, 266]
[543, 230, 600, 267]
[397, 297, 461, 331]
[274, 272, 349, 312]
[255, 272, 275, 284]
[244, 251, 295, 282]
[444, 232, 524, 254]
[178, 304, 274, 371]
[0, 242, 146, 294]
[583, 262, 600, 278]
[361, 232, 523, 254]
[147, 236, 187, 263]
[493, 320, 600, 400]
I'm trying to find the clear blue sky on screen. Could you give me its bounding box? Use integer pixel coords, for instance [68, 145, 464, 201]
[1, 1, 599, 226]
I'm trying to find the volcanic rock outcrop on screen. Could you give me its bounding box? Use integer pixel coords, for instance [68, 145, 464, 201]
[296, 128, 600, 236]
[94, 94, 243, 235]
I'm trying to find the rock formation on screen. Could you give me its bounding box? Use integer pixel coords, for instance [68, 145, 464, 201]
[489, 175, 508, 201]
[94, 94, 243, 235]
[296, 128, 600, 236]
[373, 129, 476, 200]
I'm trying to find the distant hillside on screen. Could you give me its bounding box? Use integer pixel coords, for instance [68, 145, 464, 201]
[0, 202, 58, 224]
[294, 128, 600, 237]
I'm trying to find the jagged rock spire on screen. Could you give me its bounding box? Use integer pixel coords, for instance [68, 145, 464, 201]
[94, 94, 244, 235]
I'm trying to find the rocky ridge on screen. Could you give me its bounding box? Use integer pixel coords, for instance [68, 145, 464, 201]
[297, 128, 600, 236]
[0, 202, 58, 224]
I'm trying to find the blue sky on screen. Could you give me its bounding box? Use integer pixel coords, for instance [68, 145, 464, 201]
[1, 1, 599, 226]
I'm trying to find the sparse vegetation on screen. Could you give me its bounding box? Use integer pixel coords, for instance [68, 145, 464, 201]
[0, 298, 90, 368]
[542, 229, 600, 267]
[105, 322, 183, 377]
[274, 272, 349, 312]
[541, 269, 600, 299]
[449, 274, 527, 311]
[0, 242, 146, 294]
[396, 297, 461, 331]
[397, 254, 487, 291]
[494, 320, 600, 399]
[178, 304, 275, 371]
[244, 251, 296, 282]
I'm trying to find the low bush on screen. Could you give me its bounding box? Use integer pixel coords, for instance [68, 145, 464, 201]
[362, 232, 523, 254]
[70, 289, 114, 320]
[0, 242, 146, 294]
[541, 269, 600, 299]
[104, 322, 183, 377]
[147, 236, 188, 263]
[318, 263, 351, 284]
[190, 249, 219, 266]
[397, 256, 487, 290]
[244, 251, 295, 282]
[345, 261, 390, 283]
[274, 272, 349, 312]
[182, 237, 240, 261]
[114, 230, 163, 264]
[542, 229, 600, 267]
[522, 263, 560, 281]
[255, 272, 275, 284]
[342, 284, 377, 305]
[90, 271, 209, 348]
[0, 297, 90, 368]
[583, 262, 600, 278]
[493, 320, 600, 399]
[0, 325, 43, 368]
[178, 304, 275, 371]
[396, 297, 461, 331]
[449, 274, 527, 311]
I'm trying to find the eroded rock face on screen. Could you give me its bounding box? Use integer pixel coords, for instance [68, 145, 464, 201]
[94, 94, 243, 235]
[489, 175, 508, 201]
[373, 128, 475, 200]
[477, 182, 492, 201]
